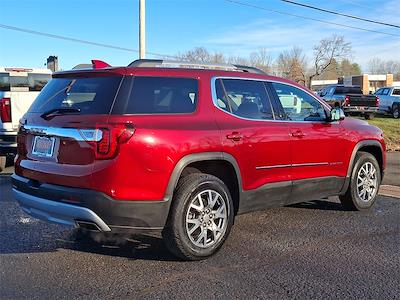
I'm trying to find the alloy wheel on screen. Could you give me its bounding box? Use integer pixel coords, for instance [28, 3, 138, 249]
[356, 162, 378, 202]
[185, 189, 228, 248]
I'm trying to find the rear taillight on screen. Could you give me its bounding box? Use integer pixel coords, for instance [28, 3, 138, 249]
[344, 96, 350, 106]
[97, 128, 111, 155]
[0, 98, 11, 123]
[376, 96, 380, 105]
[80, 123, 135, 160]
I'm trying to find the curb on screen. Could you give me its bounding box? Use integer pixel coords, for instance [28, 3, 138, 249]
[379, 185, 400, 199]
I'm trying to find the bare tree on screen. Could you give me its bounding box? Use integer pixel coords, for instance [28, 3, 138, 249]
[211, 52, 227, 64]
[368, 57, 400, 75]
[308, 35, 351, 88]
[276, 46, 307, 85]
[249, 48, 273, 73]
[177, 47, 211, 63]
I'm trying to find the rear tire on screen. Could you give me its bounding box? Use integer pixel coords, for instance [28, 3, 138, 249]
[339, 152, 381, 211]
[392, 103, 399, 119]
[162, 173, 234, 260]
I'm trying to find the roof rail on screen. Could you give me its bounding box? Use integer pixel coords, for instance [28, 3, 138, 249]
[233, 65, 267, 75]
[127, 59, 267, 74]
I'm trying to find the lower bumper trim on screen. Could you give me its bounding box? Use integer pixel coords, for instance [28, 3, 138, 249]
[13, 189, 111, 231]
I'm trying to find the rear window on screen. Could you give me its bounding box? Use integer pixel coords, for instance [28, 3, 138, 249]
[334, 87, 362, 95]
[10, 76, 29, 88]
[28, 76, 122, 114]
[28, 73, 51, 91]
[0, 73, 10, 91]
[113, 77, 198, 114]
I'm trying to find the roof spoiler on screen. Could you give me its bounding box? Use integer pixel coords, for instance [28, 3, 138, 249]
[127, 59, 267, 75]
[72, 60, 111, 70]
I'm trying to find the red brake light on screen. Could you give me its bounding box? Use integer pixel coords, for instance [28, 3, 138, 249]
[0, 98, 12, 123]
[89, 124, 135, 160]
[97, 128, 110, 154]
[376, 96, 380, 105]
[344, 96, 350, 106]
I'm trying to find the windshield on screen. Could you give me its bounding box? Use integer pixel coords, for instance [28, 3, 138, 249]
[28, 76, 122, 114]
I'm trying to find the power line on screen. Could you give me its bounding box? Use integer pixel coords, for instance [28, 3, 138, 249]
[0, 23, 177, 59]
[224, 0, 400, 38]
[281, 0, 400, 29]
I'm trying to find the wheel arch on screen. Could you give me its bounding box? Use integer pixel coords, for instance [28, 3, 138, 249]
[341, 140, 384, 194]
[165, 152, 243, 215]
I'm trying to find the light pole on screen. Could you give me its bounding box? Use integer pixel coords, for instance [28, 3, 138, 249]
[139, 0, 145, 59]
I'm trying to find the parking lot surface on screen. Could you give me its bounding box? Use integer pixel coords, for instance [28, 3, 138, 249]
[1, 175, 399, 299]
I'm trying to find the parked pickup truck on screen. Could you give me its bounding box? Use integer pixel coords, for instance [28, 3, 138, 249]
[375, 86, 400, 118]
[342, 93, 379, 120]
[0, 67, 52, 170]
[318, 85, 379, 119]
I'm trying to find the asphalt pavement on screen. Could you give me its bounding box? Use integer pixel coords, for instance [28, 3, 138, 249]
[1, 172, 399, 299]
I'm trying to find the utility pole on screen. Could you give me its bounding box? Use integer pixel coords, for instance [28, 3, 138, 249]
[139, 0, 145, 59]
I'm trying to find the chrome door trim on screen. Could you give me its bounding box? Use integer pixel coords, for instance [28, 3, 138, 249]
[255, 161, 344, 170]
[255, 164, 291, 170]
[292, 162, 329, 167]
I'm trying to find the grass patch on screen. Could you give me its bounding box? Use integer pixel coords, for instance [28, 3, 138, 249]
[354, 116, 400, 151]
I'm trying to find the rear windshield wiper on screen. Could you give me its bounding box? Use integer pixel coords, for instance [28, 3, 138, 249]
[40, 107, 81, 120]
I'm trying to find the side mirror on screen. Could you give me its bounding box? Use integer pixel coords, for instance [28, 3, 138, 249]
[329, 107, 345, 122]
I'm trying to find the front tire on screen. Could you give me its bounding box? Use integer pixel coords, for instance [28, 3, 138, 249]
[340, 152, 381, 211]
[162, 173, 234, 260]
[392, 103, 399, 119]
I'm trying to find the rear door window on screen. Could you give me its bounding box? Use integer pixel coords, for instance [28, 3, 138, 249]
[382, 88, 390, 95]
[0, 73, 10, 91]
[113, 77, 198, 114]
[215, 79, 274, 120]
[28, 76, 122, 114]
[28, 73, 51, 91]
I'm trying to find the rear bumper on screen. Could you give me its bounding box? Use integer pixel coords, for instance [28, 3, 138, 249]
[13, 189, 111, 231]
[343, 106, 378, 114]
[12, 174, 171, 232]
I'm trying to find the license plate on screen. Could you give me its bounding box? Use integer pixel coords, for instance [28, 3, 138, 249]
[32, 136, 56, 157]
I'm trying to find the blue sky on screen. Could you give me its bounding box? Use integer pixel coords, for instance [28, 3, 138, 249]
[1, 0, 399, 71]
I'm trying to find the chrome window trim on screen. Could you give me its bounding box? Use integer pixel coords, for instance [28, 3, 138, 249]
[211, 76, 333, 124]
[22, 125, 103, 142]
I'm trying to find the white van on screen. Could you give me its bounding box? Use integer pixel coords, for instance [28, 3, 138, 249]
[0, 67, 52, 169]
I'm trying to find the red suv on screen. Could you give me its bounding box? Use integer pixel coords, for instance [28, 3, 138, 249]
[12, 59, 386, 260]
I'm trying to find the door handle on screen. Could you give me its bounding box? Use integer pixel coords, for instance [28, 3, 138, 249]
[291, 130, 305, 138]
[226, 132, 243, 141]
